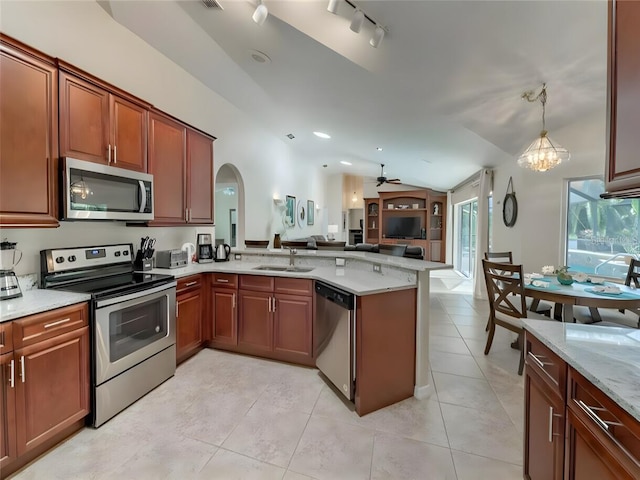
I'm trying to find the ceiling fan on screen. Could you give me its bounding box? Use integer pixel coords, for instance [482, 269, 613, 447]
[376, 164, 401, 187]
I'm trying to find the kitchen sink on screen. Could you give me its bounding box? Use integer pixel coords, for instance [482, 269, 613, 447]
[252, 265, 315, 273]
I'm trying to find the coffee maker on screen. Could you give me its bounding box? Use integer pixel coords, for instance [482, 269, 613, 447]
[196, 234, 214, 263]
[1, 240, 23, 300]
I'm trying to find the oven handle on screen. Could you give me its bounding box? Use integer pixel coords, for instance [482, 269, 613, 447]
[95, 281, 177, 308]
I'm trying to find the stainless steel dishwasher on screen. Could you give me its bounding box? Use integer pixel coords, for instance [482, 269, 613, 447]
[314, 281, 356, 400]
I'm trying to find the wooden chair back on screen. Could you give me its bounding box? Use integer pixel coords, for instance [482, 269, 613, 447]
[625, 258, 640, 288]
[484, 251, 513, 263]
[482, 259, 527, 320]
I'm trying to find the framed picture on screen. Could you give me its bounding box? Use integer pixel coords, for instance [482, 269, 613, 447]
[307, 200, 314, 225]
[285, 195, 296, 228]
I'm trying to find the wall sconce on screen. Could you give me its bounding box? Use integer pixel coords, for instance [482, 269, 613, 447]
[327, 224, 339, 241]
[352, 192, 357, 202]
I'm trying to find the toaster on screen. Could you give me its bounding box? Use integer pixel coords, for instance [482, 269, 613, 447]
[155, 249, 188, 269]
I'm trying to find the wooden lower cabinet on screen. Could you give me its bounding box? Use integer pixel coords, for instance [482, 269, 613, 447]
[176, 275, 204, 364]
[524, 366, 564, 480]
[524, 331, 640, 480]
[213, 275, 314, 366]
[2, 303, 89, 479]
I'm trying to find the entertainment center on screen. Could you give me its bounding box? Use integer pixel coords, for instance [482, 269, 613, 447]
[364, 189, 447, 262]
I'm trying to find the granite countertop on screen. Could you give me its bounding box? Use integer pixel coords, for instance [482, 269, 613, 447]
[147, 260, 418, 295]
[523, 319, 640, 422]
[0, 289, 91, 323]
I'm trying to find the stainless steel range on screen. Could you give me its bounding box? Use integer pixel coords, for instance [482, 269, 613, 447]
[40, 243, 176, 427]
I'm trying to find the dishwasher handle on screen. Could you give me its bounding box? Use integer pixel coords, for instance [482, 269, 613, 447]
[315, 281, 355, 310]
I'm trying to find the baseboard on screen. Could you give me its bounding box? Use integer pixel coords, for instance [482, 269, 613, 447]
[414, 383, 435, 400]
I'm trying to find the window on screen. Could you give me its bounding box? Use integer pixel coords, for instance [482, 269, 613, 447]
[566, 178, 639, 279]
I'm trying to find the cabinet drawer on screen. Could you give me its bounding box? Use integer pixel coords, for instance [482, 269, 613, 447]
[211, 273, 238, 288]
[525, 332, 566, 400]
[12, 303, 88, 349]
[239, 275, 274, 292]
[274, 278, 313, 296]
[0, 321, 13, 354]
[177, 274, 203, 293]
[568, 368, 640, 474]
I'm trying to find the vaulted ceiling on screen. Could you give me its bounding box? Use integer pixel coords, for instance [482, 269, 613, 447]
[100, 0, 607, 190]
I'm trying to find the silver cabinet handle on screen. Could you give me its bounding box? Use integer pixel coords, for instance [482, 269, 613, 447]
[185, 208, 188, 222]
[232, 293, 236, 308]
[272, 297, 277, 313]
[108, 144, 111, 163]
[20, 355, 25, 383]
[528, 352, 547, 370]
[548, 406, 562, 442]
[44, 317, 71, 329]
[176, 302, 179, 318]
[185, 281, 198, 287]
[217, 279, 229, 283]
[113, 144, 117, 164]
[9, 359, 14, 388]
[0, 330, 4, 347]
[268, 297, 272, 312]
[577, 400, 609, 431]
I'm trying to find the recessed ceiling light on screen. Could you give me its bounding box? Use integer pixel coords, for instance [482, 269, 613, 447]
[248, 49, 271, 64]
[313, 131, 331, 139]
[340, 161, 352, 165]
[376, 147, 383, 151]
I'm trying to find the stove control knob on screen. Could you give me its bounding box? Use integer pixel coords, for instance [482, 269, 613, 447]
[55, 256, 64, 264]
[68, 255, 76, 262]
[114, 251, 121, 257]
[123, 250, 129, 256]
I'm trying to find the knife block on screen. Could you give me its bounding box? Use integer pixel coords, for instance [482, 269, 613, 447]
[134, 250, 153, 271]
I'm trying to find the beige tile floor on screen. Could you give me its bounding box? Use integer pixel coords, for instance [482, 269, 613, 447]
[12, 271, 525, 479]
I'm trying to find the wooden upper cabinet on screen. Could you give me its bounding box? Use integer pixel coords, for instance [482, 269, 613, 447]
[148, 111, 187, 224]
[0, 35, 58, 227]
[59, 64, 149, 172]
[187, 128, 214, 224]
[605, 0, 640, 198]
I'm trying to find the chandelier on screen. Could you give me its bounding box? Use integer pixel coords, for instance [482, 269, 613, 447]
[517, 83, 570, 172]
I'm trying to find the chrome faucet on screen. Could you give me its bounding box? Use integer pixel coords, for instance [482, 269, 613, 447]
[289, 248, 297, 266]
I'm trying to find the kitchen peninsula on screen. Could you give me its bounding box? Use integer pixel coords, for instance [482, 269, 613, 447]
[150, 248, 452, 413]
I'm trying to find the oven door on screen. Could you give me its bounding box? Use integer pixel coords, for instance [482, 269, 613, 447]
[94, 283, 176, 385]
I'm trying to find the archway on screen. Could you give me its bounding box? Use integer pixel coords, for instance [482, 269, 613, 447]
[215, 163, 245, 248]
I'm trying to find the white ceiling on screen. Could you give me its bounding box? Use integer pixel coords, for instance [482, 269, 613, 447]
[100, 0, 607, 191]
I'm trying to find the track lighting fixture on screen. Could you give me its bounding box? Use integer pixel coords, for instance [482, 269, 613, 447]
[327, 0, 340, 15]
[252, 2, 268, 25]
[350, 9, 365, 33]
[370, 25, 385, 48]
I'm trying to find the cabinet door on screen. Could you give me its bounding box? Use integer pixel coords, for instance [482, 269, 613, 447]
[273, 294, 312, 359]
[59, 71, 109, 164]
[176, 289, 203, 364]
[0, 41, 58, 227]
[148, 112, 187, 224]
[211, 288, 237, 346]
[0, 351, 17, 470]
[187, 129, 214, 224]
[110, 95, 147, 172]
[238, 290, 272, 351]
[14, 327, 89, 456]
[606, 0, 640, 196]
[524, 367, 564, 480]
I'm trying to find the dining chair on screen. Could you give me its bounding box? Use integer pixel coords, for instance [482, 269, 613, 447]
[573, 258, 640, 328]
[482, 251, 552, 330]
[482, 259, 555, 375]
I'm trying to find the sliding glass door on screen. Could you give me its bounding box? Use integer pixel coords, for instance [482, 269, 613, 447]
[456, 200, 478, 277]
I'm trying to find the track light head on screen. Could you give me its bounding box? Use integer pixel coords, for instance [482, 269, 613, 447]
[350, 9, 364, 33]
[327, 0, 339, 14]
[252, 3, 268, 25]
[370, 25, 385, 48]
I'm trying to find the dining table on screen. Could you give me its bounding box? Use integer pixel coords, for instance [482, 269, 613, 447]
[525, 276, 640, 323]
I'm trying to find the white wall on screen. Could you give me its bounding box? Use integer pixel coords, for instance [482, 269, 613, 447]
[0, 1, 327, 274]
[491, 109, 607, 273]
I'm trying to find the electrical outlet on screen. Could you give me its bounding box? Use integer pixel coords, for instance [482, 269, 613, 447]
[335, 257, 346, 267]
[234, 253, 242, 260]
[373, 263, 381, 273]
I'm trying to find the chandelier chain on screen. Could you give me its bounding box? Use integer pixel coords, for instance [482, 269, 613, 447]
[521, 83, 547, 133]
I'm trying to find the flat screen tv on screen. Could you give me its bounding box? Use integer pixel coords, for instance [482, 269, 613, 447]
[385, 216, 421, 239]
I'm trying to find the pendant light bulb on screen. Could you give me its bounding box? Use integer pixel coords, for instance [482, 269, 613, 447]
[370, 25, 385, 48]
[252, 3, 268, 26]
[350, 9, 365, 33]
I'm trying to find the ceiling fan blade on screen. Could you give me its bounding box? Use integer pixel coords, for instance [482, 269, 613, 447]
[376, 181, 384, 187]
[387, 178, 402, 184]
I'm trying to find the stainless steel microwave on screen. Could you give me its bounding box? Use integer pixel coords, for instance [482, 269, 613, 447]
[62, 157, 154, 222]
